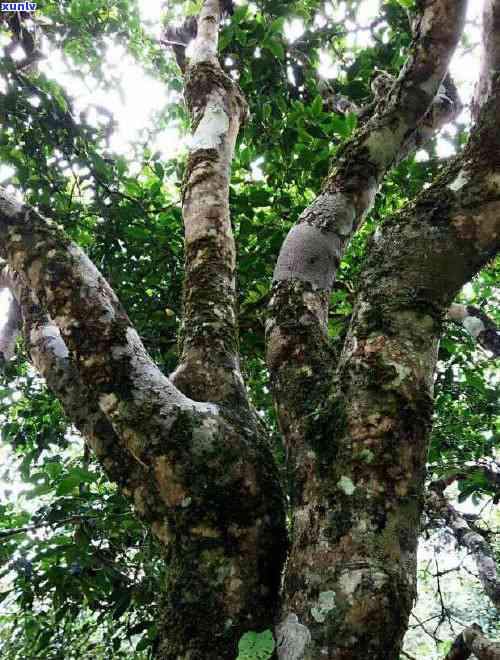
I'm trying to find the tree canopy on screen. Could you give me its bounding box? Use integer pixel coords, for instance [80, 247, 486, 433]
[0, 1, 498, 659]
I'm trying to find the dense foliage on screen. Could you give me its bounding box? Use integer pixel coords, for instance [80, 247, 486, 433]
[0, 1, 497, 658]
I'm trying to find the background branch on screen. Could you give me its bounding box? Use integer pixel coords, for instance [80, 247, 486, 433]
[428, 486, 500, 609]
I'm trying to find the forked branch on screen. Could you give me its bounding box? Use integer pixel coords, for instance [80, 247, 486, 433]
[267, 0, 467, 451]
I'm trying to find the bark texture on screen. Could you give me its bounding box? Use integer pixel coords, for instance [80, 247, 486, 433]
[169, 0, 249, 413]
[445, 625, 500, 660]
[0, 170, 286, 660]
[269, 2, 472, 657]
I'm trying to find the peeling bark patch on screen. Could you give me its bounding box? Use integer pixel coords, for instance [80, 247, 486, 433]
[338, 476, 356, 495]
[40, 323, 69, 358]
[448, 169, 469, 191]
[190, 102, 229, 150]
[364, 123, 406, 170]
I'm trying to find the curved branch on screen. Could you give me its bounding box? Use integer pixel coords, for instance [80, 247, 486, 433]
[271, 0, 466, 292]
[267, 0, 466, 435]
[0, 187, 286, 657]
[445, 625, 500, 660]
[0, 187, 206, 433]
[448, 304, 500, 356]
[13, 280, 152, 503]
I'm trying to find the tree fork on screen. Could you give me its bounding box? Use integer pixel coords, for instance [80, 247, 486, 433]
[266, 0, 467, 526]
[274, 0, 500, 655]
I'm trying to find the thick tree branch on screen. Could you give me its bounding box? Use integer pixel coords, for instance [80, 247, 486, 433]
[13, 280, 152, 503]
[445, 625, 500, 660]
[266, 0, 466, 498]
[271, 0, 466, 290]
[273, 2, 500, 656]
[448, 303, 500, 356]
[0, 188, 286, 658]
[428, 487, 500, 609]
[266, 12, 467, 648]
[277, 155, 499, 655]
[167, 0, 250, 411]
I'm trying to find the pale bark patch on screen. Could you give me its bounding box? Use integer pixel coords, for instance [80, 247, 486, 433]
[190, 102, 229, 150]
[364, 123, 407, 169]
[310, 590, 336, 623]
[273, 224, 342, 288]
[338, 475, 356, 495]
[36, 323, 69, 359]
[448, 169, 469, 191]
[99, 392, 119, 415]
[276, 614, 311, 660]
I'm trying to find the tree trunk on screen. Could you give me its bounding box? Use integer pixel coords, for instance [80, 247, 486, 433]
[1, 0, 500, 658]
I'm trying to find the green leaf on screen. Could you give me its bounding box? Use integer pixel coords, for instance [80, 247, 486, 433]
[56, 476, 81, 496]
[237, 630, 275, 660]
[264, 40, 285, 61]
[311, 95, 324, 116]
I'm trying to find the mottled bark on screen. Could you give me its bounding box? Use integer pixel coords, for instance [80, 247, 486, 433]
[277, 137, 500, 655]
[7, 274, 151, 496]
[270, 2, 468, 655]
[428, 487, 500, 609]
[273, 0, 500, 656]
[0, 181, 286, 658]
[448, 303, 500, 356]
[267, 0, 467, 530]
[445, 625, 500, 660]
[169, 0, 250, 412]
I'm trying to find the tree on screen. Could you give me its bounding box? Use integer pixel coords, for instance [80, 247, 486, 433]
[0, 0, 498, 659]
